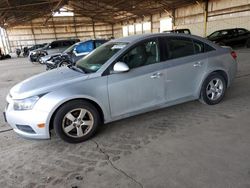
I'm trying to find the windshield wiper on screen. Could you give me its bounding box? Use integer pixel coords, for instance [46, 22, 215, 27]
[75, 65, 95, 74]
[67, 65, 85, 73]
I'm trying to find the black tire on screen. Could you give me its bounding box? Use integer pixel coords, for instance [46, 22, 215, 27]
[53, 100, 101, 143]
[199, 73, 226, 105]
[59, 61, 70, 67]
[246, 39, 250, 48]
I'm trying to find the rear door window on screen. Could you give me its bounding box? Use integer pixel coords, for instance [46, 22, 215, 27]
[164, 37, 195, 60]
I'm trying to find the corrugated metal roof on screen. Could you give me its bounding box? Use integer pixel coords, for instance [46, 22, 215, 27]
[0, 0, 197, 27]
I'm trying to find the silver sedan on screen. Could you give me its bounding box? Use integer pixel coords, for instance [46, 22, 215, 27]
[4, 33, 237, 143]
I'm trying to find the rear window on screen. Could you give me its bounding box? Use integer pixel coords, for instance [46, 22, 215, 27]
[95, 40, 106, 48]
[51, 40, 78, 48]
[165, 37, 194, 59]
[204, 44, 215, 52]
[193, 40, 215, 53]
[238, 29, 248, 35]
[62, 41, 73, 46]
[51, 41, 61, 48]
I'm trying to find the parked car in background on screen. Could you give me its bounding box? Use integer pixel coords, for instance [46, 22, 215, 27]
[4, 33, 237, 143]
[164, 29, 191, 34]
[207, 28, 250, 48]
[29, 39, 80, 62]
[44, 39, 108, 70]
[29, 43, 48, 51]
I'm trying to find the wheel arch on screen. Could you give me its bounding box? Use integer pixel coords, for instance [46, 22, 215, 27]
[211, 70, 228, 87]
[198, 69, 229, 98]
[48, 98, 105, 131]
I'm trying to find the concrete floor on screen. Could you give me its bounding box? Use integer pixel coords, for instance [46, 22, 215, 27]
[0, 49, 250, 188]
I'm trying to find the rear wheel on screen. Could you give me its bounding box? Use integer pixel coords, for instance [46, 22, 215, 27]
[200, 73, 226, 105]
[53, 100, 101, 143]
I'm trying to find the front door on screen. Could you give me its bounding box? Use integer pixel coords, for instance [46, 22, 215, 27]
[107, 39, 166, 118]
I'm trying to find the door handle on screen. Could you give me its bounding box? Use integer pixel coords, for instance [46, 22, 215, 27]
[151, 72, 162, 79]
[193, 62, 203, 67]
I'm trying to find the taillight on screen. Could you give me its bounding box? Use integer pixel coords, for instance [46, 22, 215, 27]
[231, 51, 237, 60]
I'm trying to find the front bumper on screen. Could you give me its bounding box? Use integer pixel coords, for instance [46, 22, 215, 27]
[29, 54, 38, 62]
[45, 61, 57, 70]
[4, 99, 51, 140]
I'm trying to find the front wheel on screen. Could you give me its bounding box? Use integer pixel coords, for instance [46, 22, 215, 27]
[59, 61, 70, 67]
[53, 100, 101, 143]
[200, 73, 226, 105]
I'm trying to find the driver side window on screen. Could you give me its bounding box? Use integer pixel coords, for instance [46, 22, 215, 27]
[119, 40, 160, 69]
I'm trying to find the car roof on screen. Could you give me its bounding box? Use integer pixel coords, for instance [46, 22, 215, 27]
[212, 28, 248, 33]
[74, 39, 108, 45]
[112, 33, 206, 43]
[51, 39, 79, 43]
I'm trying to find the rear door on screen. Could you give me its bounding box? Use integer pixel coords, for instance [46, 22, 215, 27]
[161, 37, 210, 102]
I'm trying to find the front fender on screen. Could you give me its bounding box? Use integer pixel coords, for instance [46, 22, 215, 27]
[48, 95, 109, 126]
[38, 77, 110, 128]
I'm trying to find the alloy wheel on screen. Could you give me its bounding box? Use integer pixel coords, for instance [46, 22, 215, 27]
[206, 78, 224, 101]
[62, 108, 94, 138]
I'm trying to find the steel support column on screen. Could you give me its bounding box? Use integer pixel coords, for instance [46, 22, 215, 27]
[52, 17, 58, 40]
[172, 9, 176, 29]
[0, 28, 7, 54]
[30, 21, 37, 45]
[92, 19, 96, 39]
[204, 0, 209, 37]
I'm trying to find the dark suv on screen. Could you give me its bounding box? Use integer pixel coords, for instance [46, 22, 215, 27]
[207, 28, 250, 48]
[29, 39, 80, 62]
[164, 29, 191, 34]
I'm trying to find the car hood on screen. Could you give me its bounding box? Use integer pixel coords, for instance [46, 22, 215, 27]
[10, 67, 88, 99]
[41, 53, 61, 62]
[30, 46, 47, 53]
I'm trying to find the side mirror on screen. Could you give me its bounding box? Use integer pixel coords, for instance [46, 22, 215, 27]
[73, 49, 77, 55]
[113, 62, 129, 73]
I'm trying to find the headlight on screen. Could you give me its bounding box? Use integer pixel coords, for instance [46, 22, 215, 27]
[30, 51, 38, 55]
[13, 96, 40, 111]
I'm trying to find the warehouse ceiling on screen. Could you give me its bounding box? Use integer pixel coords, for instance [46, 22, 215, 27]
[0, 0, 197, 27]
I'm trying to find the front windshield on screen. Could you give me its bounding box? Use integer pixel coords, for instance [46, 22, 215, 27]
[208, 31, 220, 39]
[64, 43, 77, 53]
[76, 42, 128, 73]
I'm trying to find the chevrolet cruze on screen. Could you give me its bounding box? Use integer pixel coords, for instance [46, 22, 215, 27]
[4, 33, 237, 143]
